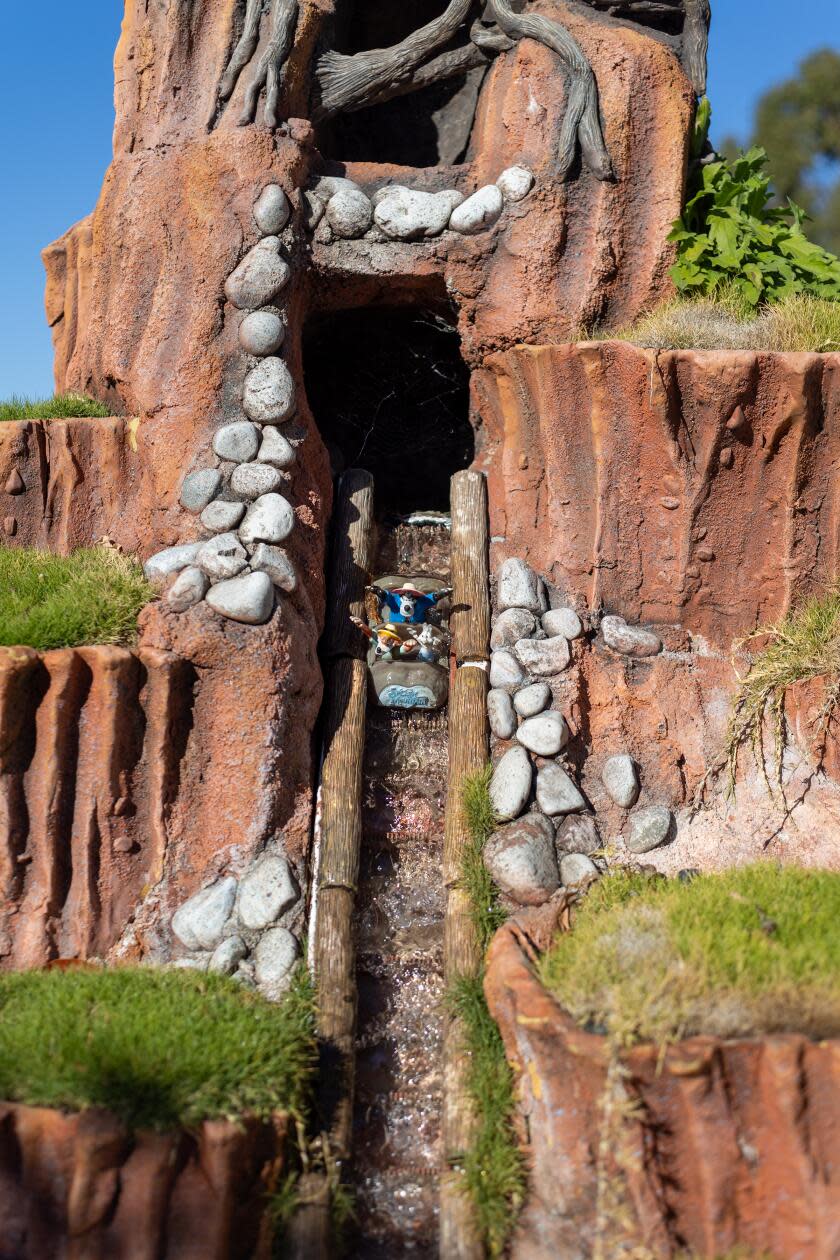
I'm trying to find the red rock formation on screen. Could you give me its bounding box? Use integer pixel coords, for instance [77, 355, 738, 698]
[484, 913, 840, 1260]
[475, 342, 840, 647]
[0, 1102, 286, 1259]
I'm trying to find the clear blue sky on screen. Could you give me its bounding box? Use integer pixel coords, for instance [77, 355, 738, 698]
[0, 2, 837, 399]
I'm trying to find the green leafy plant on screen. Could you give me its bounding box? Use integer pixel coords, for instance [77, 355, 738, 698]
[0, 544, 154, 650]
[670, 147, 840, 308]
[0, 393, 110, 421]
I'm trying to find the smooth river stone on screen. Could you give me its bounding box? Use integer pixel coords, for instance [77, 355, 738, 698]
[489, 649, 526, 691]
[514, 636, 571, 677]
[257, 426, 296, 468]
[243, 357, 296, 424]
[224, 238, 290, 310]
[208, 935, 248, 976]
[144, 542, 202, 587]
[206, 571, 274, 625]
[559, 853, 599, 886]
[489, 746, 533, 821]
[172, 877, 237, 951]
[542, 607, 583, 640]
[513, 682, 551, 718]
[253, 184, 290, 235]
[165, 566, 209, 612]
[180, 468, 222, 512]
[487, 689, 516, 740]
[213, 420, 260, 464]
[238, 855, 298, 930]
[250, 543, 297, 592]
[490, 607, 537, 651]
[536, 762, 586, 816]
[602, 754, 640, 808]
[517, 711, 569, 757]
[326, 187, 374, 238]
[449, 185, 504, 234]
[239, 493, 295, 546]
[496, 166, 534, 202]
[373, 186, 463, 240]
[601, 615, 662, 658]
[555, 814, 602, 857]
[200, 499, 246, 533]
[196, 531, 248, 581]
[239, 310, 285, 356]
[254, 927, 299, 998]
[497, 558, 546, 614]
[483, 813, 559, 906]
[230, 462, 286, 499]
[626, 805, 675, 854]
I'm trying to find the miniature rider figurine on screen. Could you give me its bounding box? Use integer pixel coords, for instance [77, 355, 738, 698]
[367, 582, 453, 626]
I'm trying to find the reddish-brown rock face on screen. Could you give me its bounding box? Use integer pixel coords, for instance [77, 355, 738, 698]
[484, 913, 840, 1260]
[0, 1102, 286, 1260]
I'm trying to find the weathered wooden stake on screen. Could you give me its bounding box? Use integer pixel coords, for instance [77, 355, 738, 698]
[440, 469, 490, 1260]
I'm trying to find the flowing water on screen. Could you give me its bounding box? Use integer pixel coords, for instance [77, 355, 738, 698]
[347, 517, 452, 1258]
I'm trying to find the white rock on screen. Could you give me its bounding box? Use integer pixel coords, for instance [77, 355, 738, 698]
[513, 682, 551, 718]
[626, 805, 674, 854]
[144, 542, 203, 587]
[225, 238, 290, 310]
[602, 754, 640, 808]
[326, 187, 374, 238]
[560, 853, 599, 886]
[171, 956, 209, 972]
[197, 531, 248, 581]
[497, 558, 546, 613]
[243, 357, 296, 424]
[484, 812, 559, 906]
[253, 184, 290, 235]
[172, 877, 237, 951]
[515, 636, 571, 677]
[312, 175, 363, 203]
[489, 649, 526, 690]
[257, 426, 296, 469]
[490, 607, 537, 650]
[374, 187, 464, 240]
[206, 571, 274, 624]
[487, 689, 516, 740]
[239, 310, 285, 356]
[238, 855, 298, 930]
[517, 711, 569, 757]
[180, 468, 222, 512]
[239, 493, 295, 545]
[489, 746, 533, 821]
[449, 185, 504, 234]
[601, 615, 662, 658]
[542, 607, 583, 640]
[536, 762, 586, 816]
[165, 566, 209, 612]
[496, 166, 534, 203]
[250, 543, 297, 592]
[208, 935, 248, 976]
[200, 500, 246, 532]
[254, 927, 299, 997]
[231, 462, 286, 499]
[213, 420, 260, 464]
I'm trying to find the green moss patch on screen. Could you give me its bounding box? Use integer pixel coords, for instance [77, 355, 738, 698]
[0, 966, 316, 1130]
[540, 865, 840, 1046]
[0, 545, 154, 651]
[0, 394, 111, 421]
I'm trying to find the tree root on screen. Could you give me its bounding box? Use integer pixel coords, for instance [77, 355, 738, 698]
[216, 0, 300, 128]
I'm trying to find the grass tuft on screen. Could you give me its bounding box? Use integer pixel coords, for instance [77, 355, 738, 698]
[460, 766, 507, 953]
[0, 544, 154, 651]
[0, 965, 317, 1131]
[590, 289, 840, 353]
[539, 864, 840, 1047]
[0, 393, 111, 421]
[724, 588, 840, 794]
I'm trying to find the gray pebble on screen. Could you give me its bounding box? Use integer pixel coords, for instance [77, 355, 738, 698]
[239, 310, 285, 356]
[555, 814, 602, 857]
[374, 186, 463, 240]
[536, 762, 586, 816]
[144, 542, 203, 587]
[238, 855, 298, 930]
[487, 689, 516, 740]
[514, 636, 571, 677]
[602, 754, 640, 808]
[253, 184, 290, 235]
[449, 185, 504, 234]
[257, 426, 296, 468]
[208, 935, 248, 976]
[239, 492, 295, 545]
[497, 558, 546, 614]
[326, 187, 374, 238]
[496, 166, 534, 203]
[197, 531, 248, 581]
[516, 711, 569, 757]
[206, 571, 274, 625]
[513, 682, 551, 718]
[489, 745, 533, 821]
[302, 190, 325, 231]
[250, 543, 297, 592]
[601, 615, 662, 658]
[231, 462, 286, 499]
[165, 565, 209, 612]
[172, 877, 238, 951]
[225, 238, 290, 310]
[312, 175, 363, 202]
[626, 805, 675, 854]
[489, 649, 526, 691]
[213, 421, 260, 464]
[200, 500, 246, 532]
[255, 927, 299, 998]
[243, 357, 296, 424]
[542, 607, 583, 640]
[560, 853, 599, 886]
[180, 468, 222, 512]
[491, 607, 537, 650]
[483, 812, 559, 906]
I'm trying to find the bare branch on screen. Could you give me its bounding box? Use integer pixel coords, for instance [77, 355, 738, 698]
[218, 0, 265, 102]
[682, 0, 710, 93]
[239, 0, 300, 127]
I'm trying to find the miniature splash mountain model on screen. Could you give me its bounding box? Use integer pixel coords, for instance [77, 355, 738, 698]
[351, 577, 452, 709]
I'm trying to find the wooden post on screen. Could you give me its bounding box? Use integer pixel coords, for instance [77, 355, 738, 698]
[440, 469, 490, 1260]
[292, 469, 374, 1258]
